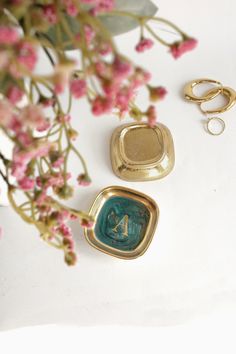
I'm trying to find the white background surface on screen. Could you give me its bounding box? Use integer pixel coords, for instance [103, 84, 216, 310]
[1, 0, 236, 351]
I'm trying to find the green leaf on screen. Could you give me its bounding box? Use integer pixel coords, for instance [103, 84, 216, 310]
[100, 0, 158, 36]
[41, 0, 158, 50]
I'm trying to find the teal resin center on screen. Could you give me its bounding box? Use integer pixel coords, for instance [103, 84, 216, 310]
[94, 196, 150, 251]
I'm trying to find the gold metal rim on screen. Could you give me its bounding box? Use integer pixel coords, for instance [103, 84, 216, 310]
[84, 186, 159, 259]
[200, 86, 236, 114]
[110, 122, 175, 182]
[184, 78, 223, 103]
[206, 117, 226, 136]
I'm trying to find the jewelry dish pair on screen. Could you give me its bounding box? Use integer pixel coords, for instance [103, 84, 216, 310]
[84, 121, 175, 259]
[83, 77, 233, 259]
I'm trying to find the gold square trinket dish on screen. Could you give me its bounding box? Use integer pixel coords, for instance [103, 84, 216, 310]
[84, 186, 159, 259]
[110, 122, 175, 181]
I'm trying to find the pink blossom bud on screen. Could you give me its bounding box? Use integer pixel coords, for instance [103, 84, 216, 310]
[43, 4, 58, 24]
[148, 86, 168, 102]
[80, 218, 94, 229]
[77, 173, 91, 186]
[0, 26, 19, 44]
[170, 38, 198, 59]
[146, 105, 157, 128]
[70, 79, 87, 99]
[6, 86, 24, 104]
[135, 38, 154, 53]
[18, 176, 35, 191]
[91, 96, 113, 115]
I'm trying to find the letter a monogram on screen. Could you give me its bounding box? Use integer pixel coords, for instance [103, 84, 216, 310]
[112, 215, 129, 237]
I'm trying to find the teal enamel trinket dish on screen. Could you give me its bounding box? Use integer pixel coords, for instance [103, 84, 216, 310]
[84, 186, 159, 259]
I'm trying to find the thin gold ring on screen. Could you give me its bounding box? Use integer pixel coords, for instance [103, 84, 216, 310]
[206, 117, 225, 136]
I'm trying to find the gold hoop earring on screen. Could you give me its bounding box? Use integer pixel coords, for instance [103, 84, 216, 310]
[199, 86, 236, 114]
[183, 78, 223, 103]
[184, 79, 236, 136]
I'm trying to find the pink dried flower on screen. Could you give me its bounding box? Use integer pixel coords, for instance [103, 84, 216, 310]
[135, 38, 154, 53]
[80, 0, 99, 3]
[77, 173, 91, 186]
[0, 26, 19, 44]
[16, 132, 32, 147]
[95, 62, 108, 77]
[63, 0, 78, 17]
[113, 56, 132, 81]
[33, 143, 52, 159]
[11, 162, 27, 180]
[70, 79, 87, 99]
[62, 235, 75, 251]
[36, 119, 51, 132]
[84, 24, 96, 44]
[98, 42, 112, 56]
[0, 99, 14, 127]
[132, 67, 151, 88]
[41, 97, 55, 108]
[52, 156, 64, 168]
[8, 116, 22, 133]
[170, 38, 198, 59]
[6, 86, 24, 104]
[0, 50, 9, 70]
[115, 87, 134, 115]
[17, 41, 38, 72]
[19, 104, 47, 130]
[58, 114, 71, 123]
[91, 96, 113, 115]
[148, 86, 168, 102]
[43, 4, 58, 24]
[81, 218, 94, 229]
[76, 25, 95, 45]
[90, 0, 114, 14]
[58, 223, 72, 238]
[18, 176, 35, 191]
[146, 105, 157, 128]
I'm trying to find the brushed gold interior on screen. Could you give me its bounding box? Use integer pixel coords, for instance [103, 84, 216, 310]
[110, 122, 175, 182]
[122, 126, 164, 163]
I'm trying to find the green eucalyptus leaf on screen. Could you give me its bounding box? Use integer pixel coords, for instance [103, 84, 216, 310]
[41, 0, 158, 50]
[43, 15, 81, 51]
[100, 0, 158, 36]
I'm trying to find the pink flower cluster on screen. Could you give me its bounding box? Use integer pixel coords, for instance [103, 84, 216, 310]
[148, 86, 168, 102]
[91, 55, 151, 117]
[39, 206, 77, 265]
[43, 4, 58, 24]
[70, 78, 87, 99]
[170, 38, 198, 59]
[146, 105, 157, 128]
[81, 0, 115, 14]
[135, 38, 154, 53]
[0, 26, 38, 77]
[0, 26, 19, 44]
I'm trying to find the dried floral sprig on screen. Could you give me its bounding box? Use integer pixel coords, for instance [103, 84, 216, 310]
[0, 0, 197, 265]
